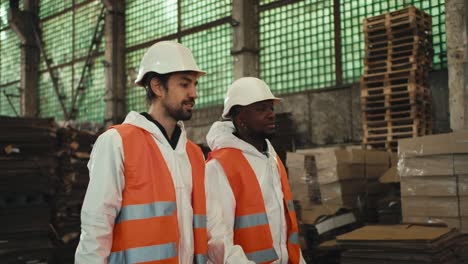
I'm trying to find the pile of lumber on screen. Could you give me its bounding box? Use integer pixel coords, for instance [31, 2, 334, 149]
[52, 123, 101, 263]
[0, 116, 57, 263]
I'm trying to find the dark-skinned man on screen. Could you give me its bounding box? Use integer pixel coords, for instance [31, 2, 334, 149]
[75, 41, 208, 264]
[205, 77, 306, 264]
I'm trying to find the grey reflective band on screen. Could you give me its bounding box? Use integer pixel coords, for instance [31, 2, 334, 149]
[287, 200, 295, 212]
[193, 214, 207, 228]
[234, 213, 269, 229]
[289, 232, 299, 244]
[194, 254, 207, 264]
[246, 248, 279, 263]
[116, 201, 176, 223]
[109, 242, 177, 263]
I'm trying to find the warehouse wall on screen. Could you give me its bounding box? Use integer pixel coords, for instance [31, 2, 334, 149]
[0, 0, 448, 128]
[186, 69, 450, 147]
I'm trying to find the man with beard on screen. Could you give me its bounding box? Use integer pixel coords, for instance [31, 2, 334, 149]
[205, 77, 306, 264]
[75, 41, 208, 264]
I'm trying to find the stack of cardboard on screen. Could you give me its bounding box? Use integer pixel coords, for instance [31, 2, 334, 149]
[0, 116, 56, 263]
[337, 224, 465, 263]
[398, 131, 468, 233]
[287, 146, 395, 261]
[288, 147, 391, 222]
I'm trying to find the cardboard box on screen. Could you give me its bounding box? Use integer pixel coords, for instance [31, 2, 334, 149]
[300, 204, 341, 225]
[286, 152, 315, 170]
[364, 150, 390, 165]
[288, 167, 312, 202]
[320, 180, 366, 200]
[286, 152, 319, 203]
[379, 166, 399, 183]
[321, 194, 360, 208]
[401, 175, 468, 197]
[366, 164, 390, 179]
[398, 154, 468, 177]
[398, 131, 468, 157]
[316, 163, 364, 184]
[402, 196, 467, 217]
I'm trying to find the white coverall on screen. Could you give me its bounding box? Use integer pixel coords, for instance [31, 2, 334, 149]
[75, 111, 197, 264]
[205, 121, 306, 264]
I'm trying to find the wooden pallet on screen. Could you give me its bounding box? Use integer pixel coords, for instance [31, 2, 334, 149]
[362, 91, 431, 110]
[363, 108, 433, 126]
[365, 41, 433, 61]
[363, 106, 426, 121]
[363, 116, 430, 129]
[366, 34, 432, 51]
[362, 104, 432, 130]
[364, 16, 431, 35]
[361, 69, 428, 89]
[363, 6, 432, 33]
[363, 112, 432, 129]
[361, 82, 429, 96]
[365, 54, 432, 72]
[365, 24, 432, 43]
[364, 61, 431, 75]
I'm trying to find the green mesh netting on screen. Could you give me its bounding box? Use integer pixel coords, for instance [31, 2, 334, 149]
[260, 0, 336, 93]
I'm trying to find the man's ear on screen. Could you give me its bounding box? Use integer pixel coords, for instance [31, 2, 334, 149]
[150, 78, 164, 97]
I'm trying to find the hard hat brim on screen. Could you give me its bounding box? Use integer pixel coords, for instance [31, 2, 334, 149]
[221, 97, 282, 119]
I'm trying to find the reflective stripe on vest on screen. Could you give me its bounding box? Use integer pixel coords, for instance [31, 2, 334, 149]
[289, 232, 299, 244]
[246, 248, 279, 264]
[287, 200, 295, 212]
[234, 213, 269, 229]
[193, 214, 207, 228]
[109, 242, 177, 264]
[195, 254, 208, 264]
[116, 201, 176, 223]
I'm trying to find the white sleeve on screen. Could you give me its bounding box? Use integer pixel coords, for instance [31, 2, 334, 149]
[205, 160, 255, 264]
[75, 129, 125, 264]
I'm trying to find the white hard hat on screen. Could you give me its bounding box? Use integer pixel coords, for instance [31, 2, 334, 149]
[222, 77, 281, 119]
[134, 41, 205, 87]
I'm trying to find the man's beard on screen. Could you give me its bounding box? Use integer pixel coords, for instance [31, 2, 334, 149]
[163, 100, 194, 121]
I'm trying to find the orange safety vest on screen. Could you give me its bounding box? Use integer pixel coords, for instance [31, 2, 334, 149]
[208, 148, 301, 264]
[109, 124, 208, 264]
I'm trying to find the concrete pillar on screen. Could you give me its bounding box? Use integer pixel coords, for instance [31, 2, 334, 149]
[446, 0, 468, 131]
[8, 0, 40, 117]
[232, 0, 259, 79]
[102, 0, 126, 126]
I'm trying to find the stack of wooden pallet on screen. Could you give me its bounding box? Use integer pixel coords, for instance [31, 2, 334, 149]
[361, 6, 433, 152]
[0, 116, 57, 263]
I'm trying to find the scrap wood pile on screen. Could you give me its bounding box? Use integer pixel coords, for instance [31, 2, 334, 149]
[0, 116, 57, 263]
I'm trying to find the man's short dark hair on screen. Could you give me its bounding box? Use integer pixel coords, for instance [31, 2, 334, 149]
[143, 72, 171, 103]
